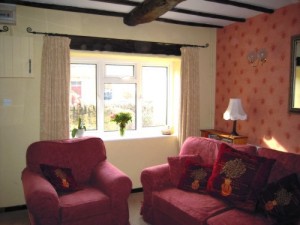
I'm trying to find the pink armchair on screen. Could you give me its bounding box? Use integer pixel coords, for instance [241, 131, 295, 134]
[21, 137, 132, 225]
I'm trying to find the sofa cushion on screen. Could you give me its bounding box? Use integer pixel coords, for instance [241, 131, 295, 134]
[178, 162, 212, 193]
[207, 144, 275, 211]
[59, 186, 111, 222]
[40, 164, 80, 193]
[168, 155, 202, 186]
[258, 147, 300, 183]
[153, 188, 230, 225]
[206, 209, 275, 225]
[258, 173, 300, 223]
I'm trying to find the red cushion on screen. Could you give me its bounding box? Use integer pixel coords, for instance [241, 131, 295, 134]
[60, 186, 111, 222]
[168, 155, 202, 187]
[207, 143, 275, 211]
[40, 164, 80, 193]
[178, 162, 212, 193]
[258, 173, 300, 223]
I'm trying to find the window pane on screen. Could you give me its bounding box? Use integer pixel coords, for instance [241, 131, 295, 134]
[105, 64, 134, 78]
[70, 64, 97, 130]
[142, 66, 168, 127]
[104, 84, 136, 131]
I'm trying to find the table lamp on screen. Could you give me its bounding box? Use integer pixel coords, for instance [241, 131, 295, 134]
[223, 98, 247, 136]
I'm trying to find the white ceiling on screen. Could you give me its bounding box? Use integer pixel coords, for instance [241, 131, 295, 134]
[15, 0, 300, 28]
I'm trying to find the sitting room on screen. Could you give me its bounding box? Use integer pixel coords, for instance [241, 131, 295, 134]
[0, 0, 299, 224]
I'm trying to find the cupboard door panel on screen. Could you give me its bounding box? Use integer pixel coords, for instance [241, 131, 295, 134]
[0, 36, 33, 77]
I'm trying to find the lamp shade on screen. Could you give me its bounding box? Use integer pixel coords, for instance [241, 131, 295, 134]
[223, 98, 247, 121]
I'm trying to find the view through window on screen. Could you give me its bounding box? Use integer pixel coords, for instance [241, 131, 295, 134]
[69, 53, 180, 137]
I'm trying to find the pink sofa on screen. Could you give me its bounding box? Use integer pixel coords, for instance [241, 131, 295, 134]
[21, 137, 132, 225]
[141, 137, 300, 225]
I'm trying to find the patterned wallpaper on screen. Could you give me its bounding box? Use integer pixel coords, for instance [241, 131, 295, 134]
[215, 3, 300, 153]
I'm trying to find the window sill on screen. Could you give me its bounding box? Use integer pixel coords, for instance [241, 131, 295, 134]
[80, 130, 177, 141]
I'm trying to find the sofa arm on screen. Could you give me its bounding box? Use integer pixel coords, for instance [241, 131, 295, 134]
[140, 163, 171, 223]
[92, 161, 132, 225]
[21, 168, 59, 225]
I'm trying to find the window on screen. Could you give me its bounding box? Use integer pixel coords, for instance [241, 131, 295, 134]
[70, 64, 97, 130]
[70, 52, 180, 137]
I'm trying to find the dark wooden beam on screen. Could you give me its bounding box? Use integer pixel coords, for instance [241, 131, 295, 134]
[1, 0, 226, 28]
[90, 0, 139, 7]
[92, 0, 245, 23]
[124, 0, 186, 26]
[204, 0, 274, 14]
[171, 8, 245, 23]
[157, 18, 223, 28]
[0, 0, 126, 17]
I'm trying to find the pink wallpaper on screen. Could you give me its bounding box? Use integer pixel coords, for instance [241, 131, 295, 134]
[215, 3, 300, 153]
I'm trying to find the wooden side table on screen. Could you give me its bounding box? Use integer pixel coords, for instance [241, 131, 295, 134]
[200, 129, 248, 145]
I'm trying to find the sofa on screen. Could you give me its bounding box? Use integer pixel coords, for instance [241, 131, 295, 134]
[141, 137, 300, 225]
[21, 137, 132, 225]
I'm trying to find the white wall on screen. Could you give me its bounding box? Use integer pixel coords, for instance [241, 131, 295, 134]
[0, 5, 216, 207]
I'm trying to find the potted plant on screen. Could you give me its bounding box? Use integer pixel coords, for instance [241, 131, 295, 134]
[71, 117, 86, 138]
[110, 112, 132, 136]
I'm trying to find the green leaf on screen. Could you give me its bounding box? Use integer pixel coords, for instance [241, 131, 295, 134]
[71, 128, 78, 138]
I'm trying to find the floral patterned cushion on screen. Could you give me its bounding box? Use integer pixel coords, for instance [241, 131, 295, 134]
[207, 144, 275, 211]
[168, 155, 202, 187]
[258, 173, 300, 223]
[178, 162, 212, 193]
[40, 164, 80, 193]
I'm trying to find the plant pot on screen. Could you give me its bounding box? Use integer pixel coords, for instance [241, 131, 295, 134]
[76, 129, 85, 138]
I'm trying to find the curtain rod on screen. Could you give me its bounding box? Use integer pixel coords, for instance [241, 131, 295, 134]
[26, 27, 209, 48]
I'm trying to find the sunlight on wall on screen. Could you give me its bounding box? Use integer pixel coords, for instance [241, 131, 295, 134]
[263, 137, 287, 152]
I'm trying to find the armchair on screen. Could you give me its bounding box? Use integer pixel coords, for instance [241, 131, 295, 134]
[21, 137, 132, 225]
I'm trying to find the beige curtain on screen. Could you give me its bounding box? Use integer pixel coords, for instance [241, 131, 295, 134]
[40, 36, 71, 140]
[179, 47, 201, 146]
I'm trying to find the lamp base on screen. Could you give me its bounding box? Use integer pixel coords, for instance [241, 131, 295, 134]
[231, 120, 239, 136]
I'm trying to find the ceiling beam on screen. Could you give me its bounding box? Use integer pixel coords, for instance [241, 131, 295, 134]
[171, 8, 245, 22]
[0, 0, 126, 17]
[157, 18, 223, 28]
[2, 0, 227, 28]
[204, 0, 274, 14]
[124, 0, 186, 26]
[90, 0, 139, 7]
[92, 0, 245, 22]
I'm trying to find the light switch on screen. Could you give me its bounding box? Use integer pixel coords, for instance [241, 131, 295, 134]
[2, 98, 12, 106]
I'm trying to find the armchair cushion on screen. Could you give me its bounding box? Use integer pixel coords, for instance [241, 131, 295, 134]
[40, 164, 80, 193]
[60, 186, 111, 222]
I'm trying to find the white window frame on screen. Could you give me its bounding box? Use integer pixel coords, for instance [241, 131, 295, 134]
[70, 52, 179, 139]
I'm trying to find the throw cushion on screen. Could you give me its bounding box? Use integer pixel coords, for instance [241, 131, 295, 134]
[207, 143, 275, 211]
[168, 155, 202, 186]
[40, 164, 80, 193]
[178, 162, 212, 193]
[258, 173, 300, 223]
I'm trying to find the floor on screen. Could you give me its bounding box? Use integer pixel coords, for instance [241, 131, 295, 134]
[0, 192, 150, 225]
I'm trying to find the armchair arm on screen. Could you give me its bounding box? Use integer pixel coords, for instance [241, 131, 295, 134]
[92, 161, 132, 225]
[21, 168, 59, 225]
[140, 163, 172, 223]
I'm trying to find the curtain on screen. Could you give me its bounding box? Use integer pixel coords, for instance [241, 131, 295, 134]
[40, 36, 71, 140]
[179, 47, 201, 146]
